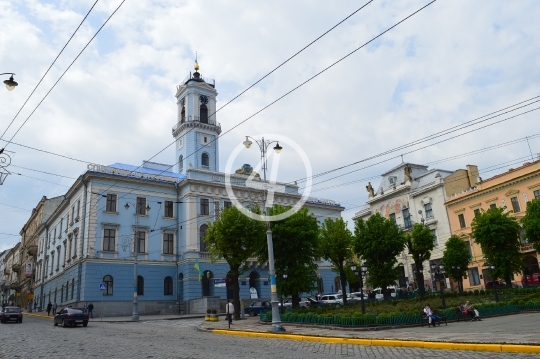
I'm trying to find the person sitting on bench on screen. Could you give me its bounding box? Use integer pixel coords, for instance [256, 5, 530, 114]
[463, 301, 481, 321]
[424, 303, 441, 325]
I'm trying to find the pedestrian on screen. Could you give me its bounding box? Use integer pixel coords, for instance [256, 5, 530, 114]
[225, 300, 234, 327]
[52, 302, 57, 316]
[88, 303, 94, 318]
[46, 301, 52, 316]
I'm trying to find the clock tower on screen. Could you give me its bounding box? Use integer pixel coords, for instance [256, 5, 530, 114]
[172, 59, 221, 173]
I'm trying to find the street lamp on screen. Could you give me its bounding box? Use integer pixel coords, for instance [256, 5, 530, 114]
[451, 265, 463, 294]
[351, 262, 369, 314]
[1, 73, 18, 91]
[123, 201, 151, 321]
[483, 264, 499, 303]
[415, 210, 427, 297]
[430, 263, 446, 309]
[243, 135, 284, 332]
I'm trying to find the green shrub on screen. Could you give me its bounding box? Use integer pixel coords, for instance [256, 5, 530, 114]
[480, 289, 485, 295]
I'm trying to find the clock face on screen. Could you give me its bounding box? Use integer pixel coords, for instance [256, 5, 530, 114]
[242, 164, 253, 175]
[199, 95, 209, 105]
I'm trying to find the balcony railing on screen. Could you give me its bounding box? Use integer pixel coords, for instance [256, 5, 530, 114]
[12, 263, 21, 272]
[399, 218, 415, 231]
[27, 244, 38, 256]
[172, 116, 221, 134]
[521, 243, 535, 253]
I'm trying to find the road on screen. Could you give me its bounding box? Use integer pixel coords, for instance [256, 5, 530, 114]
[0, 316, 536, 359]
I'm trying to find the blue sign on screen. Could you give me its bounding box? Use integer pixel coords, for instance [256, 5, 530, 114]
[99, 283, 106, 290]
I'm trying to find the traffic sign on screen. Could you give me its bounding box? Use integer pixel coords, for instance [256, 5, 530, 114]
[99, 283, 106, 290]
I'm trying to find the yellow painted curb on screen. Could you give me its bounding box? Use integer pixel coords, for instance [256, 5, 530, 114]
[211, 329, 540, 353]
[24, 313, 53, 320]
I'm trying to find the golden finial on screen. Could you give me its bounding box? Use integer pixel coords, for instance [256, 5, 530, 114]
[194, 52, 200, 71]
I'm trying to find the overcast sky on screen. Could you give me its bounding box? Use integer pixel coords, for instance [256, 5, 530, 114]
[1, 0, 539, 251]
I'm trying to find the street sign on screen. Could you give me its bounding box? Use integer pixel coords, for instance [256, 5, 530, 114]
[27, 294, 34, 300]
[99, 283, 106, 290]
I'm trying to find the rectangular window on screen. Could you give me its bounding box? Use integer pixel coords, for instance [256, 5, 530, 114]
[224, 201, 232, 209]
[56, 248, 60, 270]
[473, 208, 480, 217]
[104, 229, 116, 251]
[76, 200, 80, 218]
[511, 197, 521, 213]
[389, 213, 396, 222]
[520, 228, 528, 244]
[465, 240, 472, 259]
[489, 203, 497, 209]
[71, 207, 75, 223]
[50, 253, 55, 275]
[402, 208, 412, 229]
[164, 201, 174, 218]
[136, 197, 147, 215]
[431, 229, 438, 246]
[59, 220, 62, 236]
[163, 233, 174, 254]
[458, 213, 466, 228]
[136, 231, 146, 253]
[106, 194, 117, 212]
[534, 190, 540, 200]
[424, 203, 433, 218]
[200, 198, 209, 215]
[468, 267, 480, 286]
[73, 233, 78, 258]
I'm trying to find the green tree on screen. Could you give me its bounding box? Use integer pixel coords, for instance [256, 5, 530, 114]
[319, 217, 354, 304]
[441, 235, 470, 294]
[405, 223, 435, 297]
[204, 206, 266, 319]
[521, 199, 540, 253]
[471, 207, 522, 287]
[354, 213, 406, 297]
[256, 205, 320, 308]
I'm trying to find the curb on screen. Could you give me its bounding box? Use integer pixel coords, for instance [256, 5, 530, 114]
[24, 313, 53, 320]
[211, 329, 540, 354]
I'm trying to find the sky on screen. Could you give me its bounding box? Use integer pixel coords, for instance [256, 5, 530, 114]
[1, 0, 539, 251]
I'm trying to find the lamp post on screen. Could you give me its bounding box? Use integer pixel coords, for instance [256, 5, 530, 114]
[483, 264, 499, 302]
[416, 210, 427, 297]
[243, 135, 284, 332]
[351, 263, 368, 314]
[451, 265, 462, 294]
[123, 200, 151, 321]
[430, 263, 446, 309]
[1, 73, 18, 91]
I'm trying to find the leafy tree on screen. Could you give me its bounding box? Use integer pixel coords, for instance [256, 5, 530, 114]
[405, 223, 435, 297]
[354, 213, 406, 297]
[521, 199, 540, 253]
[319, 217, 354, 304]
[256, 205, 320, 308]
[204, 206, 266, 319]
[441, 235, 470, 294]
[471, 207, 522, 287]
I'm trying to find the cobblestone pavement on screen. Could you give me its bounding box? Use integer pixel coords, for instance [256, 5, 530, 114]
[0, 316, 537, 359]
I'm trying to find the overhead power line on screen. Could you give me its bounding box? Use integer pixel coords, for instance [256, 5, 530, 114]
[0, 1, 99, 143]
[1, 0, 128, 151]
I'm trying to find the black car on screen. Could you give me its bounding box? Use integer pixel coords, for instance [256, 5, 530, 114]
[244, 301, 272, 316]
[54, 308, 89, 327]
[0, 306, 23, 323]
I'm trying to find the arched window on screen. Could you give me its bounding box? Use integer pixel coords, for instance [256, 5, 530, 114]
[201, 153, 209, 167]
[181, 106, 186, 123]
[137, 275, 144, 296]
[200, 224, 209, 252]
[103, 275, 113, 296]
[71, 278, 75, 300]
[164, 276, 173, 295]
[200, 104, 208, 123]
[179, 155, 184, 172]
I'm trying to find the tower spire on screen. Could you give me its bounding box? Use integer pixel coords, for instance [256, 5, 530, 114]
[194, 52, 200, 71]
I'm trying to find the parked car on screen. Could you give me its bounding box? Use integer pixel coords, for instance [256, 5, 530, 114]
[349, 292, 368, 303]
[244, 301, 271, 316]
[485, 280, 519, 289]
[320, 294, 343, 306]
[372, 287, 397, 301]
[278, 298, 293, 308]
[0, 306, 23, 324]
[522, 273, 540, 286]
[53, 307, 89, 327]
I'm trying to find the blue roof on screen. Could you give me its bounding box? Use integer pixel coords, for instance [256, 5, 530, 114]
[108, 163, 185, 182]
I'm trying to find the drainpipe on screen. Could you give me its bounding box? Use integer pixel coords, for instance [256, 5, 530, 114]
[76, 180, 88, 303]
[175, 182, 181, 314]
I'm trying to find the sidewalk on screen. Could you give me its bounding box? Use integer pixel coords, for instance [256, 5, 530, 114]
[199, 313, 540, 354]
[25, 311, 206, 322]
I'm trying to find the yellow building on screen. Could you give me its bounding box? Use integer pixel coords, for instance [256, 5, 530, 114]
[444, 160, 540, 291]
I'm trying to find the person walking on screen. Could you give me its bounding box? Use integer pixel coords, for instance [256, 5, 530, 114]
[225, 300, 234, 328]
[52, 302, 57, 316]
[46, 301, 52, 316]
[88, 303, 94, 318]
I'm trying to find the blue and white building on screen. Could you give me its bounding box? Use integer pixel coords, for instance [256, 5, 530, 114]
[33, 62, 343, 316]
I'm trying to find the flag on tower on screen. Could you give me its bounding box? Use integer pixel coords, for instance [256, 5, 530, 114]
[194, 259, 202, 281]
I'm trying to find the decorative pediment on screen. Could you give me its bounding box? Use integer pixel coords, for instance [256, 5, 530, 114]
[454, 208, 465, 214]
[505, 189, 520, 197]
[528, 183, 540, 191]
[485, 197, 498, 204]
[469, 203, 481, 209]
[421, 197, 432, 205]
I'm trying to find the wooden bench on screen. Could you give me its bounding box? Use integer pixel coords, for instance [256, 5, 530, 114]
[420, 311, 447, 327]
[455, 307, 471, 322]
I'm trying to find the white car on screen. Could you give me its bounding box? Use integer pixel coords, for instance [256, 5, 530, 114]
[320, 294, 343, 306]
[372, 287, 397, 301]
[349, 292, 369, 303]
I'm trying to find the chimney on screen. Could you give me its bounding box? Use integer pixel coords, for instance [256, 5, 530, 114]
[466, 165, 479, 187]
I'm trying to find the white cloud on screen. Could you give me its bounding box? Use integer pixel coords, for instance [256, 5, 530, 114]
[0, 0, 539, 247]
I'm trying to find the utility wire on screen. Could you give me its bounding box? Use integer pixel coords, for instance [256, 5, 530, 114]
[1, 0, 128, 151]
[0, 0, 99, 142]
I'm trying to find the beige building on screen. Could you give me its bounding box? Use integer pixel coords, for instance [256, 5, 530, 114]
[444, 160, 540, 291]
